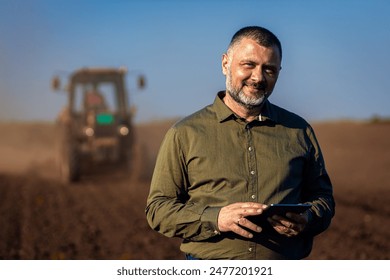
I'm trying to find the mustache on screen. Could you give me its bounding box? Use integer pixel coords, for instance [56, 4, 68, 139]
[244, 81, 267, 90]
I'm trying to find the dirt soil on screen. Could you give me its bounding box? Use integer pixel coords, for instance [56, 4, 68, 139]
[0, 120, 389, 260]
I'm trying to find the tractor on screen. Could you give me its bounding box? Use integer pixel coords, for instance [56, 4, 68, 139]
[52, 67, 145, 183]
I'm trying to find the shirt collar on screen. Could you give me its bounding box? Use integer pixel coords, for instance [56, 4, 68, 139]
[259, 99, 277, 123]
[214, 91, 236, 122]
[214, 91, 277, 123]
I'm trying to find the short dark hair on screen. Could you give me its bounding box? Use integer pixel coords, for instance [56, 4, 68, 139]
[228, 26, 282, 60]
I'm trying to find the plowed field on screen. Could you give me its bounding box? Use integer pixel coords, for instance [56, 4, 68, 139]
[0, 121, 389, 259]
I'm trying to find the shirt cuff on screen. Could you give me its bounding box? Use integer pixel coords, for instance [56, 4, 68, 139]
[201, 206, 221, 236]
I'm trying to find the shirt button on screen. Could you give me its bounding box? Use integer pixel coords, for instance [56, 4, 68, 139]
[248, 147, 253, 152]
[248, 248, 253, 252]
[250, 170, 255, 175]
[251, 194, 256, 199]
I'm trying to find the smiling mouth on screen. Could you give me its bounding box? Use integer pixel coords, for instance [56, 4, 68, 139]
[244, 81, 266, 92]
[245, 84, 266, 95]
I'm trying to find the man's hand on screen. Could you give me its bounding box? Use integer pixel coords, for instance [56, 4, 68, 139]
[267, 211, 309, 237]
[218, 202, 267, 238]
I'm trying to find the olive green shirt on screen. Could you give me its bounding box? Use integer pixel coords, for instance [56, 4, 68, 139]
[146, 92, 335, 259]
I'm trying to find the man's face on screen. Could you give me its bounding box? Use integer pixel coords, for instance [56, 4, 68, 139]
[222, 38, 281, 109]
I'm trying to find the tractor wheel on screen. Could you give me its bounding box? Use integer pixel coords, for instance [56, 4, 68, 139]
[60, 141, 80, 183]
[118, 137, 133, 166]
[57, 129, 80, 184]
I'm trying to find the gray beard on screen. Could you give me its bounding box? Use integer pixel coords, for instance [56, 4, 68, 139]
[226, 72, 267, 110]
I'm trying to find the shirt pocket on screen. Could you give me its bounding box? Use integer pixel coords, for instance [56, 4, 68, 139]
[258, 141, 308, 203]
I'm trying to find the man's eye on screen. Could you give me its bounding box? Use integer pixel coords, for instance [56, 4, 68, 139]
[243, 62, 255, 68]
[264, 68, 276, 76]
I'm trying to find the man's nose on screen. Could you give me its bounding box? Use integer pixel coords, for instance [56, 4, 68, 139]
[250, 67, 264, 83]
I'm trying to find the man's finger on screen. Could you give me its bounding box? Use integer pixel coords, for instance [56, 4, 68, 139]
[239, 202, 267, 209]
[232, 224, 254, 239]
[237, 217, 262, 233]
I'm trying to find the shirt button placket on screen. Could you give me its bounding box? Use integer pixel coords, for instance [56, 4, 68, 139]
[246, 124, 257, 259]
[248, 246, 255, 258]
[246, 125, 257, 202]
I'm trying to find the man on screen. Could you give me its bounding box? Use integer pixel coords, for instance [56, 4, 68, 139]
[146, 26, 335, 259]
[84, 87, 108, 112]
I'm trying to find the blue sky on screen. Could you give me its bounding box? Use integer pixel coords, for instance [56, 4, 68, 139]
[1, 0, 389, 123]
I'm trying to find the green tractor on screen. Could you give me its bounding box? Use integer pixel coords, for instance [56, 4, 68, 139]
[52, 67, 145, 183]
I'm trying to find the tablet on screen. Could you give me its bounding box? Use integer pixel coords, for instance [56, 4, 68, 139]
[262, 203, 311, 218]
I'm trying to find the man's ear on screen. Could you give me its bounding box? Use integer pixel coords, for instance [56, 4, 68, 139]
[221, 53, 229, 76]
